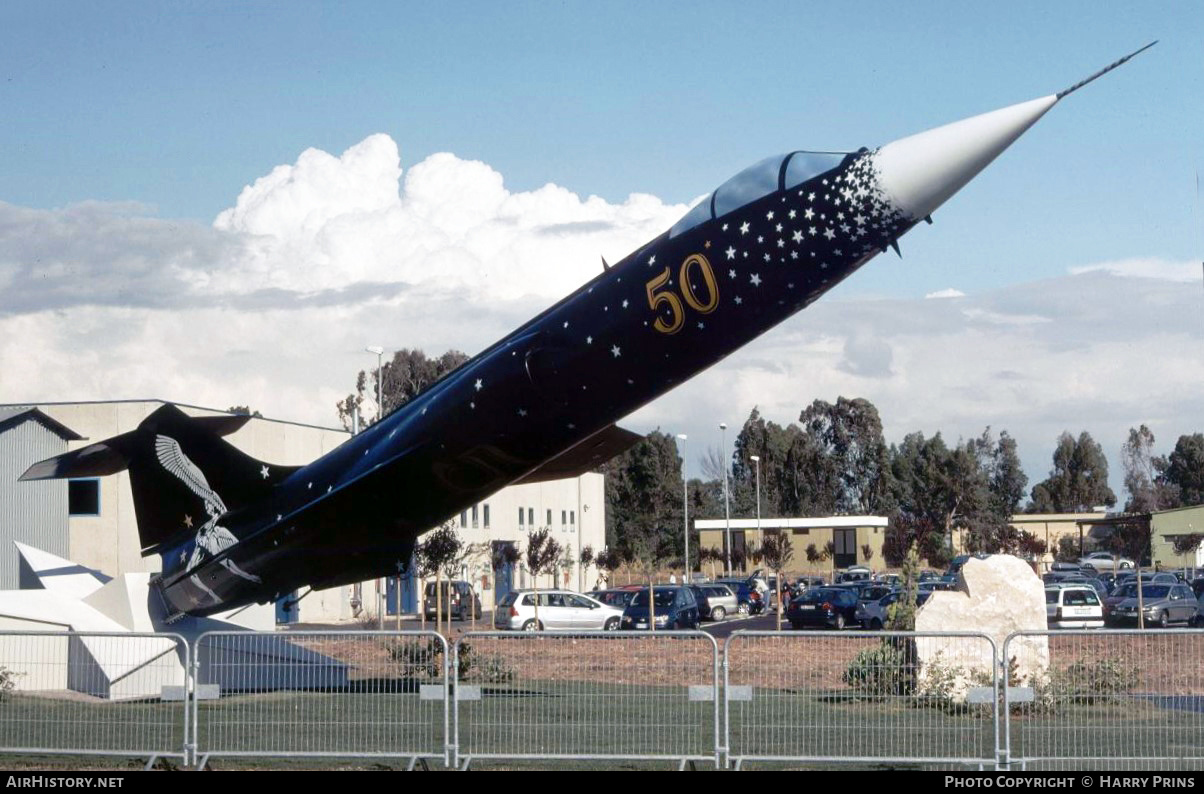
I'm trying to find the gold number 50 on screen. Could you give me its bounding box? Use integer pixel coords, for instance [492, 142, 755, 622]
[645, 253, 720, 335]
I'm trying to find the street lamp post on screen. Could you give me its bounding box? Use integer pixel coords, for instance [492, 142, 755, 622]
[677, 433, 688, 583]
[721, 422, 731, 574]
[365, 346, 385, 627]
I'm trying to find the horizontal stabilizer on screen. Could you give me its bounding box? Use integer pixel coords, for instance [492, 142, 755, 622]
[515, 424, 643, 484]
[20, 435, 136, 481]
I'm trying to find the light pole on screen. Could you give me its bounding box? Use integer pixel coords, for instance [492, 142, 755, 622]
[750, 454, 761, 539]
[677, 433, 688, 583]
[721, 422, 731, 574]
[365, 345, 384, 627]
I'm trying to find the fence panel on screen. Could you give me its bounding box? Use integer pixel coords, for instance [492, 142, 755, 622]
[724, 630, 998, 769]
[453, 631, 720, 768]
[193, 630, 448, 767]
[0, 630, 188, 764]
[1003, 629, 1204, 771]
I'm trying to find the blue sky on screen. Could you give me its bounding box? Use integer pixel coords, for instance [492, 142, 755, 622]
[2, 1, 1203, 499]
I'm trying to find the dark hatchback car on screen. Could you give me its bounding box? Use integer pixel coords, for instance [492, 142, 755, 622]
[716, 579, 765, 615]
[787, 586, 859, 630]
[423, 580, 482, 621]
[587, 589, 639, 609]
[621, 586, 701, 630]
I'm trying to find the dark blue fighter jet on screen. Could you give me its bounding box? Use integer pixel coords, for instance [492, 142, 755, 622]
[21, 45, 1153, 619]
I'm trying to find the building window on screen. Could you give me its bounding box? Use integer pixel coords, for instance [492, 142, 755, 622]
[571, 510, 576, 529]
[546, 509, 552, 527]
[68, 479, 100, 516]
[483, 504, 490, 529]
[528, 508, 534, 526]
[472, 504, 479, 528]
[461, 510, 468, 528]
[561, 510, 567, 531]
[518, 508, 525, 527]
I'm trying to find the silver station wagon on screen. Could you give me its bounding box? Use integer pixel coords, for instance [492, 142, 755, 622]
[494, 589, 624, 631]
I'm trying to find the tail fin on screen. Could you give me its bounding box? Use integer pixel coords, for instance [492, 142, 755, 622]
[21, 404, 297, 554]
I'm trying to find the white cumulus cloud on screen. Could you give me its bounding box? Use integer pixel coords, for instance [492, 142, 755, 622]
[0, 136, 1200, 500]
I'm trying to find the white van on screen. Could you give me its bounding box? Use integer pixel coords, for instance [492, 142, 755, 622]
[1046, 584, 1104, 629]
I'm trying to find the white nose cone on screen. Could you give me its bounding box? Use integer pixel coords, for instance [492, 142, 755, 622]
[873, 94, 1058, 221]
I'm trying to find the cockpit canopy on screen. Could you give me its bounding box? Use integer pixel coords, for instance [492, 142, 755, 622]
[669, 151, 850, 238]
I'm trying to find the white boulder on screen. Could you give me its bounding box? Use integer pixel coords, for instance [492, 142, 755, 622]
[914, 555, 1048, 696]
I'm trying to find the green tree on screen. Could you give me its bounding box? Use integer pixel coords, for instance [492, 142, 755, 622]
[523, 528, 562, 630]
[337, 348, 469, 430]
[759, 532, 794, 632]
[1162, 434, 1204, 507]
[1029, 431, 1116, 512]
[417, 522, 462, 636]
[1122, 425, 1179, 513]
[601, 430, 685, 563]
[798, 397, 893, 514]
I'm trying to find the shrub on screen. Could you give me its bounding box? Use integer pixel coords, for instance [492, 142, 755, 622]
[0, 666, 17, 702]
[843, 641, 915, 697]
[386, 639, 515, 684]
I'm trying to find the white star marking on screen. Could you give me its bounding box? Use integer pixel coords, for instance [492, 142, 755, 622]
[766, 211, 774, 220]
[307, 482, 313, 489]
[611, 345, 621, 358]
[792, 230, 804, 243]
[775, 223, 783, 232]
[729, 269, 737, 278]
[734, 296, 743, 305]
[586, 336, 593, 344]
[260, 465, 269, 479]
[804, 208, 815, 220]
[474, 379, 482, 391]
[518, 408, 528, 417]
[788, 209, 797, 219]
[823, 228, 836, 240]
[757, 236, 764, 244]
[777, 239, 785, 248]
[622, 299, 629, 308]
[648, 255, 656, 266]
[750, 274, 762, 286]
[327, 485, 332, 493]
[725, 246, 736, 260]
[739, 222, 750, 235]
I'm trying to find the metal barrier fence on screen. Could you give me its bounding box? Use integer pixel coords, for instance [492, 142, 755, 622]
[452, 631, 721, 769]
[724, 631, 999, 769]
[192, 630, 449, 769]
[0, 631, 189, 768]
[1002, 629, 1204, 771]
[8, 627, 1204, 769]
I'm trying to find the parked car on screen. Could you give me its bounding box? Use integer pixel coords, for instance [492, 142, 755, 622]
[717, 579, 765, 615]
[857, 584, 895, 603]
[835, 566, 873, 583]
[787, 586, 859, 630]
[917, 570, 942, 583]
[1116, 571, 1178, 587]
[947, 553, 990, 575]
[494, 590, 623, 631]
[423, 580, 482, 621]
[795, 575, 826, 589]
[587, 589, 638, 609]
[621, 586, 700, 630]
[690, 584, 738, 621]
[1045, 584, 1104, 629]
[1192, 577, 1204, 600]
[874, 573, 901, 587]
[1077, 551, 1134, 573]
[855, 590, 901, 630]
[1109, 583, 1199, 628]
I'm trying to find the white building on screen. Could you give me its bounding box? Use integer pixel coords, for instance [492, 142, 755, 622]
[0, 400, 608, 626]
